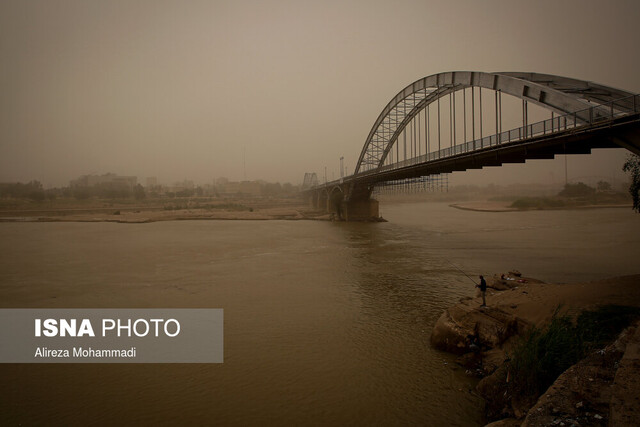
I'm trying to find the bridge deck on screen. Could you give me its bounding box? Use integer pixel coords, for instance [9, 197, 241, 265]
[312, 113, 640, 193]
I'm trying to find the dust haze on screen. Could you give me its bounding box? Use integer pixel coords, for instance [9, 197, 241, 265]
[1, 0, 639, 188]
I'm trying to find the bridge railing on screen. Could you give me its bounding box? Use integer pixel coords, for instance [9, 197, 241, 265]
[310, 94, 640, 189]
[365, 93, 640, 177]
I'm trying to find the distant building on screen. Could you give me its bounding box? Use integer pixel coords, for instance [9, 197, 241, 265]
[239, 181, 261, 196]
[217, 180, 262, 197]
[145, 177, 158, 187]
[169, 180, 194, 193]
[70, 173, 137, 188]
[201, 183, 217, 196]
[222, 181, 240, 194]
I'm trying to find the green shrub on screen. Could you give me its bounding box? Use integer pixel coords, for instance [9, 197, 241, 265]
[510, 197, 565, 209]
[508, 305, 640, 402]
[576, 305, 640, 350]
[509, 314, 582, 399]
[558, 182, 596, 198]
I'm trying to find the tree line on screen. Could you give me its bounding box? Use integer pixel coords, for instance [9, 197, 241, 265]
[0, 181, 46, 201]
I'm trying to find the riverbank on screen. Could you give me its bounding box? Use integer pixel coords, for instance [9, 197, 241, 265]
[430, 273, 640, 425]
[449, 201, 519, 212]
[450, 201, 632, 212]
[0, 207, 330, 223]
[0, 198, 332, 223]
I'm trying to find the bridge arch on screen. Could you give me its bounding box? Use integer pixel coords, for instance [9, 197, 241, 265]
[354, 71, 636, 174]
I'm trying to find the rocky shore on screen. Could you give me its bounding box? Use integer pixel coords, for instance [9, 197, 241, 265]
[430, 273, 640, 426]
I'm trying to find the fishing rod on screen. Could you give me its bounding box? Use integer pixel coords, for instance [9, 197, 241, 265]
[446, 259, 478, 285]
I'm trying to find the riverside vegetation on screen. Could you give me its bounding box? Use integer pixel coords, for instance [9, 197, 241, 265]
[506, 305, 640, 411]
[508, 182, 630, 210]
[431, 273, 640, 425]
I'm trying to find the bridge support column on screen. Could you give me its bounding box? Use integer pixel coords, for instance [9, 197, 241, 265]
[341, 198, 379, 221]
[309, 191, 319, 210]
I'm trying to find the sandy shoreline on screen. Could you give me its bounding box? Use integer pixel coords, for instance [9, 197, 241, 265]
[2, 199, 631, 221]
[450, 201, 632, 212]
[0, 205, 332, 223]
[450, 201, 519, 212]
[460, 273, 640, 326]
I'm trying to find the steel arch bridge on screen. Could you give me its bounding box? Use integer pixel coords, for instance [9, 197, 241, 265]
[307, 71, 640, 220]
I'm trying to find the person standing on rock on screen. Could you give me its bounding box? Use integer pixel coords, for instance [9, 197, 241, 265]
[477, 275, 487, 307]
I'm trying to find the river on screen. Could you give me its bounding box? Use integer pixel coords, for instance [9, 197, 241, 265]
[1, 202, 639, 425]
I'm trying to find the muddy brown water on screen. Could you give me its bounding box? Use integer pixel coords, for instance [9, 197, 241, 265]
[1, 203, 638, 425]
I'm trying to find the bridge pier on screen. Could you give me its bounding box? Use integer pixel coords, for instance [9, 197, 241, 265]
[310, 192, 320, 210]
[306, 184, 381, 221]
[341, 198, 379, 221]
[307, 190, 328, 211]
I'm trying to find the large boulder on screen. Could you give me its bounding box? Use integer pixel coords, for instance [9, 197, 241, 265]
[430, 299, 528, 354]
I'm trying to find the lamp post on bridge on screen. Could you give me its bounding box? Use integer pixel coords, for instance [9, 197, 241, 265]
[340, 157, 344, 179]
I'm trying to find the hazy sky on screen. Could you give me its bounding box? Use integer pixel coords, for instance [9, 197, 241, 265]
[1, 0, 639, 188]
